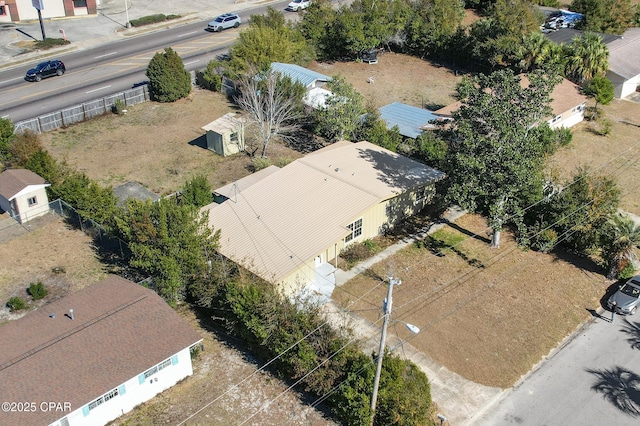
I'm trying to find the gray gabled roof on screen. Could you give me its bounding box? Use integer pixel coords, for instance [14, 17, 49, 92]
[378, 102, 440, 138]
[606, 28, 640, 79]
[270, 62, 331, 88]
[544, 28, 621, 46]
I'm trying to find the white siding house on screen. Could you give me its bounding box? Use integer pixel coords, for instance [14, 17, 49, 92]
[0, 275, 203, 426]
[0, 169, 51, 224]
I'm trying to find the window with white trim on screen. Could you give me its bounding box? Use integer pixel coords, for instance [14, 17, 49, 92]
[551, 114, 562, 124]
[27, 196, 37, 206]
[88, 388, 119, 411]
[344, 218, 363, 243]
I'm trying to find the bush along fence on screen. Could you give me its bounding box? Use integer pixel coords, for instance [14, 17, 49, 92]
[13, 84, 151, 134]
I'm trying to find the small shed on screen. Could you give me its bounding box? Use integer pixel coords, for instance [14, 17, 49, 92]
[202, 113, 245, 157]
[0, 169, 50, 224]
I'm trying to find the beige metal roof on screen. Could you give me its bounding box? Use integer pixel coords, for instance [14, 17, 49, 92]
[201, 112, 244, 134]
[202, 141, 445, 283]
[214, 165, 280, 199]
[0, 169, 48, 200]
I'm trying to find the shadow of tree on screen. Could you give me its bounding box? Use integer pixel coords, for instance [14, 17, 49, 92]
[621, 319, 640, 350]
[587, 366, 640, 417]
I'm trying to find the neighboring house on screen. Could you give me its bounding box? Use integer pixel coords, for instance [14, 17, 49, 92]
[378, 102, 444, 138]
[270, 62, 333, 109]
[0, 169, 51, 224]
[0, 0, 97, 23]
[434, 76, 588, 129]
[545, 28, 640, 99]
[201, 112, 246, 157]
[201, 141, 445, 300]
[0, 275, 202, 426]
[604, 28, 640, 99]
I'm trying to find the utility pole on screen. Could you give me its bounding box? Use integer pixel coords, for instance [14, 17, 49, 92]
[370, 275, 401, 425]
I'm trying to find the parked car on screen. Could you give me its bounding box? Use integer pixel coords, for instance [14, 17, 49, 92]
[207, 13, 241, 32]
[607, 275, 640, 315]
[286, 0, 311, 11]
[25, 60, 66, 82]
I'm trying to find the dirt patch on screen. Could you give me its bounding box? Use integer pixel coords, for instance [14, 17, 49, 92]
[332, 213, 607, 388]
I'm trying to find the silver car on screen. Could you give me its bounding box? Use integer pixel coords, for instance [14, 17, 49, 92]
[207, 13, 241, 32]
[607, 275, 640, 315]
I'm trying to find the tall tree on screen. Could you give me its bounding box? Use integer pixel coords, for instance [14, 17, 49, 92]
[603, 213, 640, 278]
[146, 47, 191, 102]
[405, 0, 465, 58]
[516, 31, 564, 73]
[444, 70, 560, 247]
[571, 0, 634, 35]
[564, 32, 609, 83]
[0, 117, 14, 165]
[229, 7, 314, 73]
[113, 198, 219, 303]
[312, 76, 366, 142]
[235, 70, 305, 157]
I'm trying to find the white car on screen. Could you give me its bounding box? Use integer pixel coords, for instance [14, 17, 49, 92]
[207, 13, 241, 32]
[286, 0, 311, 11]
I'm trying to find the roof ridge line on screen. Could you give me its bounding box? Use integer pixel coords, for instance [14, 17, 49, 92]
[0, 294, 148, 372]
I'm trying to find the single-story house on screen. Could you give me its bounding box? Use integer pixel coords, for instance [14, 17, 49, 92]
[0, 0, 97, 23]
[270, 62, 333, 109]
[0, 275, 202, 426]
[0, 169, 51, 224]
[201, 141, 445, 299]
[604, 28, 640, 99]
[434, 76, 588, 129]
[544, 28, 640, 99]
[378, 102, 444, 138]
[202, 112, 246, 157]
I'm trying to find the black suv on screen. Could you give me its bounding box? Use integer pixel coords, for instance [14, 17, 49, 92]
[25, 60, 66, 82]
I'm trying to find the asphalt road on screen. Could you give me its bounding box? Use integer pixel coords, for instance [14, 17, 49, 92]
[472, 312, 640, 426]
[0, 0, 295, 123]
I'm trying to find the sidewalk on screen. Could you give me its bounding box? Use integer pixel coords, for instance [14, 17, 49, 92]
[0, 0, 272, 69]
[328, 206, 504, 426]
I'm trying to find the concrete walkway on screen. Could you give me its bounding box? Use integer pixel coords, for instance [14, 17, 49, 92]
[327, 206, 504, 426]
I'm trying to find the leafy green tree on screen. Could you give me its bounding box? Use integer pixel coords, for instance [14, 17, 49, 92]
[146, 47, 191, 102]
[299, 0, 338, 60]
[414, 131, 448, 169]
[52, 171, 118, 225]
[313, 76, 366, 142]
[405, 0, 465, 58]
[6, 130, 42, 167]
[373, 352, 431, 426]
[516, 31, 564, 73]
[181, 174, 213, 207]
[0, 117, 14, 164]
[25, 149, 62, 187]
[235, 70, 305, 157]
[583, 75, 614, 109]
[229, 8, 314, 73]
[602, 213, 640, 278]
[444, 70, 560, 247]
[571, 0, 634, 35]
[564, 32, 609, 84]
[113, 198, 219, 303]
[358, 111, 403, 152]
[200, 60, 225, 91]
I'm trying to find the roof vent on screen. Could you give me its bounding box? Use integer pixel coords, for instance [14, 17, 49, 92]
[69, 309, 74, 320]
[335, 168, 340, 172]
[49, 313, 55, 319]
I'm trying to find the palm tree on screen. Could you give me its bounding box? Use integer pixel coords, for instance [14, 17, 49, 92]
[565, 32, 609, 83]
[604, 213, 640, 279]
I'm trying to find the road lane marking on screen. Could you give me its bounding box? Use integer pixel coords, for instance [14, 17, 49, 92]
[86, 85, 111, 94]
[177, 31, 199, 37]
[0, 76, 27, 84]
[95, 52, 119, 59]
[183, 60, 200, 66]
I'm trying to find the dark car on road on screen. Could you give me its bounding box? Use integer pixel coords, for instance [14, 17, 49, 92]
[608, 275, 640, 315]
[25, 60, 66, 82]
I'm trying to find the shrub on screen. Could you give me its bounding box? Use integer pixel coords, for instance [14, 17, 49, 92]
[618, 261, 636, 280]
[251, 156, 272, 171]
[28, 281, 48, 300]
[112, 99, 126, 115]
[130, 14, 180, 27]
[341, 241, 375, 266]
[145, 47, 191, 103]
[7, 296, 27, 312]
[33, 38, 69, 50]
[598, 117, 612, 136]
